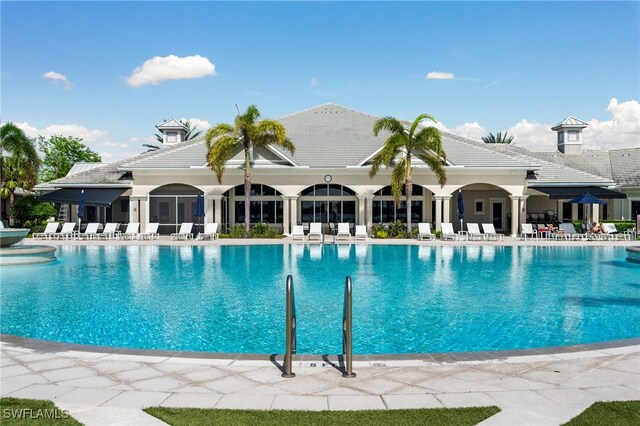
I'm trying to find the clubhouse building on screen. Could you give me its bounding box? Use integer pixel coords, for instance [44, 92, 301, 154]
[35, 104, 640, 236]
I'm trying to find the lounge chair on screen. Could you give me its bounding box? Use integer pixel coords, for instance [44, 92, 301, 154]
[291, 225, 304, 240]
[120, 223, 140, 240]
[99, 223, 120, 240]
[554, 223, 586, 241]
[171, 222, 193, 240]
[335, 223, 351, 242]
[440, 223, 457, 240]
[466, 223, 484, 241]
[520, 223, 537, 240]
[141, 222, 160, 240]
[308, 222, 323, 242]
[53, 222, 76, 240]
[197, 223, 219, 240]
[481, 223, 504, 241]
[33, 222, 59, 240]
[355, 225, 367, 240]
[417, 223, 435, 241]
[78, 223, 100, 240]
[602, 223, 629, 241]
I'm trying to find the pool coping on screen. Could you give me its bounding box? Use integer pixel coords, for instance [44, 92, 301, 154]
[3, 333, 639, 363]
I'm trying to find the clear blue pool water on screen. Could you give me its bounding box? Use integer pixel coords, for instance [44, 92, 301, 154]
[1, 244, 639, 354]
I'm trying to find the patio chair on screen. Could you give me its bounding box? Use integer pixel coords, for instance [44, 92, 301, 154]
[308, 222, 323, 242]
[99, 223, 120, 240]
[120, 223, 140, 240]
[355, 225, 367, 240]
[417, 223, 435, 241]
[141, 222, 160, 240]
[481, 223, 504, 241]
[78, 223, 100, 240]
[466, 223, 484, 241]
[520, 223, 538, 240]
[197, 223, 219, 240]
[291, 225, 304, 240]
[33, 222, 59, 240]
[624, 227, 637, 240]
[602, 223, 629, 241]
[335, 223, 351, 242]
[554, 223, 586, 241]
[52, 222, 76, 240]
[171, 222, 193, 240]
[440, 223, 457, 240]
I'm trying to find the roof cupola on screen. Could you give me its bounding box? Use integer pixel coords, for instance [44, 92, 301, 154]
[155, 119, 189, 147]
[551, 116, 588, 155]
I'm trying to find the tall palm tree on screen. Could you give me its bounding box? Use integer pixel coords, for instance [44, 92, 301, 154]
[482, 131, 514, 144]
[144, 119, 204, 151]
[205, 105, 295, 231]
[369, 114, 447, 233]
[0, 122, 40, 225]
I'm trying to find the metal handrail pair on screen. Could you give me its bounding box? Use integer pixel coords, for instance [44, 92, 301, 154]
[283, 275, 355, 378]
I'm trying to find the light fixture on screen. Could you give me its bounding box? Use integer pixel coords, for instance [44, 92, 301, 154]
[324, 175, 332, 183]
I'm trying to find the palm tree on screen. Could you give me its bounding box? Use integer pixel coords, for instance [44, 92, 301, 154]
[482, 131, 514, 144]
[205, 105, 295, 231]
[369, 114, 447, 233]
[0, 122, 40, 225]
[145, 119, 204, 151]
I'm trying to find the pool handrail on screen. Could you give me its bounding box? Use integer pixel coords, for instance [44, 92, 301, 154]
[342, 276, 356, 378]
[282, 275, 297, 378]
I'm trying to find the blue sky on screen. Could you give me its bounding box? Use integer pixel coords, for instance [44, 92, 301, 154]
[2, 1, 639, 161]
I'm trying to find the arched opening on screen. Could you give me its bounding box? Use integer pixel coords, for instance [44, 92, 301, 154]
[454, 183, 512, 232]
[299, 184, 357, 227]
[372, 185, 427, 225]
[149, 184, 204, 234]
[225, 184, 283, 228]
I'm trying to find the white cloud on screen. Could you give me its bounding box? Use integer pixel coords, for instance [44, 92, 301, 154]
[310, 77, 318, 87]
[508, 119, 555, 150]
[126, 55, 216, 88]
[450, 122, 487, 141]
[130, 137, 140, 142]
[43, 71, 73, 90]
[180, 117, 211, 132]
[38, 124, 108, 142]
[15, 122, 40, 139]
[426, 71, 455, 80]
[100, 140, 129, 148]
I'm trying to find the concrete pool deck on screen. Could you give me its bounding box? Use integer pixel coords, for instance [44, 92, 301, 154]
[2, 237, 639, 425]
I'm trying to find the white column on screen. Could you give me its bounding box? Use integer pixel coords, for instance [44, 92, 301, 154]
[557, 200, 564, 221]
[572, 203, 579, 221]
[282, 196, 290, 235]
[365, 195, 374, 230]
[289, 196, 298, 234]
[592, 204, 600, 223]
[520, 195, 528, 224]
[357, 196, 366, 225]
[229, 191, 235, 226]
[212, 195, 222, 224]
[424, 191, 432, 224]
[434, 196, 443, 231]
[510, 195, 520, 237]
[442, 195, 452, 226]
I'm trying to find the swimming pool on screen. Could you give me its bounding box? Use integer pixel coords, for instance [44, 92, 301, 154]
[1, 244, 639, 354]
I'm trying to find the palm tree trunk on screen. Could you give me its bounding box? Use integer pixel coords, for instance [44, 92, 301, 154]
[244, 148, 251, 232]
[8, 191, 15, 227]
[405, 180, 412, 235]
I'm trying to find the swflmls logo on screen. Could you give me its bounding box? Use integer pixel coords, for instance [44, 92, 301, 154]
[3, 408, 70, 419]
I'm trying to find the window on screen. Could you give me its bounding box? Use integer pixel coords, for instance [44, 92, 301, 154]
[166, 132, 177, 143]
[474, 200, 485, 215]
[568, 131, 579, 142]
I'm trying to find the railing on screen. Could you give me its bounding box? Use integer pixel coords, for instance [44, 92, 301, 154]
[282, 275, 297, 378]
[342, 276, 356, 378]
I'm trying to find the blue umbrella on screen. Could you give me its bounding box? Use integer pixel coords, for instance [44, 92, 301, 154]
[457, 190, 464, 231]
[568, 193, 607, 205]
[193, 193, 205, 231]
[77, 190, 85, 220]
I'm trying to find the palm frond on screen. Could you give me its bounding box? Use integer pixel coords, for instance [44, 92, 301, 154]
[391, 157, 407, 202]
[418, 153, 447, 187]
[373, 117, 406, 137]
[414, 126, 444, 159]
[142, 144, 160, 152]
[205, 123, 235, 149]
[368, 133, 404, 179]
[407, 113, 437, 141]
[206, 135, 239, 183]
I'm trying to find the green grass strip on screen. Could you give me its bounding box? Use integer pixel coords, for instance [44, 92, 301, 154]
[563, 400, 640, 426]
[144, 406, 500, 426]
[0, 398, 83, 426]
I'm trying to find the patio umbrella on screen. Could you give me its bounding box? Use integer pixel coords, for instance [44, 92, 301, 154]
[457, 190, 464, 231]
[193, 193, 205, 231]
[77, 190, 85, 228]
[568, 192, 606, 224]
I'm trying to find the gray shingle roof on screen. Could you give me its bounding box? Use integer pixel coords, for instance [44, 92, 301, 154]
[551, 116, 588, 130]
[437, 132, 535, 168]
[121, 137, 208, 169]
[609, 148, 640, 186]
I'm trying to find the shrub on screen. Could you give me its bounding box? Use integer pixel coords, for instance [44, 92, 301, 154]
[375, 230, 388, 239]
[388, 220, 407, 237]
[225, 224, 247, 238]
[10, 196, 57, 233]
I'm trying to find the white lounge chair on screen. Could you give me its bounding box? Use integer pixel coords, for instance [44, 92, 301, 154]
[417, 223, 435, 241]
[602, 223, 629, 241]
[33, 222, 59, 240]
[78, 223, 100, 240]
[171, 222, 193, 240]
[197, 223, 219, 240]
[308, 222, 323, 242]
[481, 223, 504, 241]
[520, 223, 537, 240]
[53, 222, 76, 240]
[466, 223, 484, 241]
[440, 223, 457, 240]
[291, 225, 304, 240]
[555, 223, 586, 241]
[141, 222, 160, 240]
[99, 223, 120, 240]
[120, 223, 140, 240]
[355, 225, 367, 240]
[335, 223, 351, 242]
